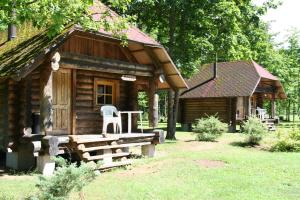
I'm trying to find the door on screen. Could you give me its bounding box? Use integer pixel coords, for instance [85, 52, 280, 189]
[52, 69, 71, 135]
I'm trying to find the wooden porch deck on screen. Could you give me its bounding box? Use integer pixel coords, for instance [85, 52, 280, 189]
[53, 131, 164, 170]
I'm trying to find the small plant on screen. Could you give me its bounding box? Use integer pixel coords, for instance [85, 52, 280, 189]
[270, 129, 300, 152]
[242, 117, 268, 145]
[193, 116, 227, 141]
[27, 157, 98, 200]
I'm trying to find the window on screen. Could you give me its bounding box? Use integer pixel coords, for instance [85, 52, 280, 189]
[94, 80, 117, 106]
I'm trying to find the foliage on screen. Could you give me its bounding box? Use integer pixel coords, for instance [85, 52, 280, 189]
[270, 129, 300, 152]
[193, 115, 227, 141]
[0, 0, 133, 38]
[0, 193, 14, 200]
[242, 117, 268, 145]
[125, 0, 283, 140]
[27, 157, 98, 200]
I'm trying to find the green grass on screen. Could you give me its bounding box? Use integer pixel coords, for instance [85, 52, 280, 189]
[1, 131, 300, 200]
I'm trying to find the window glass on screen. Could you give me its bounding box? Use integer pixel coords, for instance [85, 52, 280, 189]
[95, 81, 115, 105]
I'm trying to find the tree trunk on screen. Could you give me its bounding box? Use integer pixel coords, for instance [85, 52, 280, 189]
[166, 2, 177, 140]
[287, 99, 291, 121]
[293, 102, 295, 123]
[166, 90, 175, 139]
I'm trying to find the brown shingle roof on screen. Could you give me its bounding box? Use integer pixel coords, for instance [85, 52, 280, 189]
[180, 60, 285, 99]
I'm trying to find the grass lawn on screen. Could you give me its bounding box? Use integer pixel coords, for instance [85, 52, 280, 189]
[1, 131, 300, 200]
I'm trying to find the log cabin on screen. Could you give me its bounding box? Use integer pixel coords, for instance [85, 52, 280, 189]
[0, 5, 187, 172]
[179, 61, 286, 132]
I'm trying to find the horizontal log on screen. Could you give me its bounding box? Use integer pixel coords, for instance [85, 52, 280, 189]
[76, 94, 93, 101]
[61, 53, 153, 77]
[76, 82, 93, 89]
[76, 101, 93, 107]
[76, 89, 93, 95]
[76, 128, 102, 135]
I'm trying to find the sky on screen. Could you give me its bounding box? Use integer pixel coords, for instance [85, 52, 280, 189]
[254, 0, 300, 45]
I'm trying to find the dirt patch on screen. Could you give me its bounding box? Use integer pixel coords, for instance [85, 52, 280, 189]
[195, 160, 226, 168]
[117, 158, 184, 178]
[177, 141, 220, 152]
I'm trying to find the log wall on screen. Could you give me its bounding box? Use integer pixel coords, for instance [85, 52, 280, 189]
[60, 35, 129, 62]
[0, 79, 8, 150]
[74, 69, 141, 134]
[180, 98, 233, 124]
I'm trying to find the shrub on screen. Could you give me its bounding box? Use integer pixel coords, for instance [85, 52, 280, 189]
[193, 116, 227, 141]
[270, 129, 300, 152]
[27, 157, 98, 200]
[242, 117, 268, 145]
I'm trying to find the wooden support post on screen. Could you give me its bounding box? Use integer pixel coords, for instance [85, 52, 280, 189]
[130, 82, 139, 132]
[40, 64, 53, 134]
[37, 154, 55, 176]
[229, 98, 237, 132]
[141, 144, 155, 157]
[148, 78, 159, 128]
[103, 149, 113, 164]
[71, 69, 77, 134]
[248, 96, 251, 118]
[25, 76, 33, 129]
[271, 94, 276, 119]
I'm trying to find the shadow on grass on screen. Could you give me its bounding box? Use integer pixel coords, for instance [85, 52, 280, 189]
[230, 141, 258, 148]
[164, 140, 177, 144]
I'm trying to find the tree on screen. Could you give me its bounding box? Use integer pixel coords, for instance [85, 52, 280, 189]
[126, 0, 281, 139]
[0, 0, 132, 38]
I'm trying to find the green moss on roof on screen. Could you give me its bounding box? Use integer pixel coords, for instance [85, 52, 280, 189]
[0, 24, 72, 78]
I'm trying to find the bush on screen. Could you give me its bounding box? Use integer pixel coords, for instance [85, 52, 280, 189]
[242, 117, 268, 145]
[193, 116, 227, 141]
[27, 157, 98, 200]
[270, 129, 300, 152]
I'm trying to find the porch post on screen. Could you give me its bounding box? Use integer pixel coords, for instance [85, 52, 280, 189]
[148, 78, 159, 128]
[271, 94, 276, 118]
[247, 96, 251, 118]
[40, 64, 53, 134]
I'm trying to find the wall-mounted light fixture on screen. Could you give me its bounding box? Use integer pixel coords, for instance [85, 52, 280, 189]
[159, 74, 165, 83]
[51, 52, 61, 71]
[121, 75, 136, 81]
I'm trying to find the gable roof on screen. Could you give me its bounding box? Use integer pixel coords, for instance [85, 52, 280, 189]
[0, 4, 187, 89]
[180, 60, 286, 99]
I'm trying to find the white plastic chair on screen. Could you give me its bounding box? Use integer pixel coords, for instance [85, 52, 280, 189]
[256, 107, 267, 121]
[101, 106, 122, 134]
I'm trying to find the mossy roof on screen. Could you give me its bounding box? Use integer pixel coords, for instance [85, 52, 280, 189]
[0, 24, 73, 79]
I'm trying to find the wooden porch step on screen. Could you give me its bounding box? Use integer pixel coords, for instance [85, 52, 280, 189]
[78, 142, 151, 152]
[98, 160, 132, 170]
[84, 152, 130, 161]
[72, 137, 118, 144]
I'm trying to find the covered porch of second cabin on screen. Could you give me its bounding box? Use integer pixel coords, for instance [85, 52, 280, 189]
[236, 77, 287, 130]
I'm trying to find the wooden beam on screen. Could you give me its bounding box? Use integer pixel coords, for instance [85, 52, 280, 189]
[148, 77, 159, 128]
[119, 46, 138, 63]
[255, 86, 276, 93]
[25, 76, 32, 128]
[143, 46, 176, 91]
[130, 49, 145, 53]
[60, 53, 153, 77]
[40, 64, 53, 134]
[271, 93, 276, 118]
[71, 69, 77, 135]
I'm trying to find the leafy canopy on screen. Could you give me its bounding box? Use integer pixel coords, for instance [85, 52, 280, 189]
[0, 0, 133, 37]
